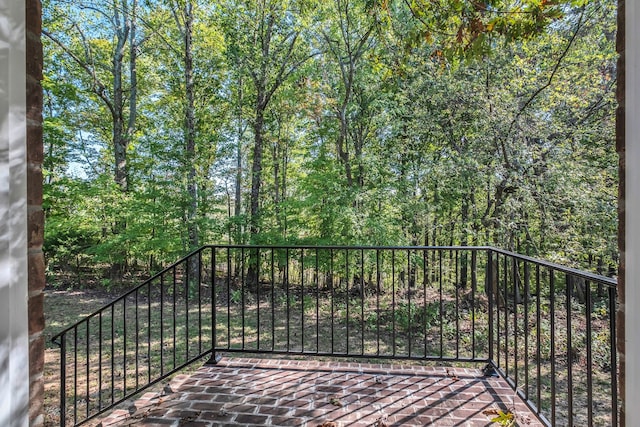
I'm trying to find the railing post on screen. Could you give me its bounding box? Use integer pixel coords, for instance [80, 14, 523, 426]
[609, 285, 618, 426]
[487, 249, 494, 363]
[59, 336, 66, 427]
[207, 246, 221, 365]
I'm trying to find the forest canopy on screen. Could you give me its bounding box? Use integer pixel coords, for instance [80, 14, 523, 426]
[42, 0, 617, 284]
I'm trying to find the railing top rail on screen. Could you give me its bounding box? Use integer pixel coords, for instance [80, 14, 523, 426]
[208, 245, 617, 287]
[490, 247, 617, 288]
[205, 244, 493, 251]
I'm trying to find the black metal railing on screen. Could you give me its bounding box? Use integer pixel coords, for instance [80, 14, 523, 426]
[487, 248, 618, 427]
[51, 245, 618, 426]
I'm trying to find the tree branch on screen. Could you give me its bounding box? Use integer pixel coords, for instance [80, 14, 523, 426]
[43, 29, 115, 117]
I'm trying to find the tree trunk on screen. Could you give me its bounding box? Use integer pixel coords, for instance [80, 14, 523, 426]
[460, 194, 470, 289]
[113, 21, 128, 193]
[184, 0, 198, 251]
[273, 134, 281, 233]
[250, 105, 265, 240]
[337, 108, 353, 187]
[247, 103, 265, 290]
[234, 75, 245, 244]
[111, 0, 138, 280]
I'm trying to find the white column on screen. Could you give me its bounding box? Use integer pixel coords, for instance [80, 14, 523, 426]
[0, 0, 29, 426]
[628, 2, 640, 426]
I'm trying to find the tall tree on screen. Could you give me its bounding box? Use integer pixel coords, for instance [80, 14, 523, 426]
[44, 0, 143, 278]
[321, 0, 376, 188]
[44, 0, 140, 193]
[221, 0, 315, 241]
[170, 0, 199, 250]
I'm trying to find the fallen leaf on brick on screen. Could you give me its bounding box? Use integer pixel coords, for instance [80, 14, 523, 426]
[445, 368, 459, 381]
[483, 408, 515, 426]
[181, 411, 201, 422]
[317, 422, 337, 427]
[329, 396, 343, 407]
[130, 407, 153, 420]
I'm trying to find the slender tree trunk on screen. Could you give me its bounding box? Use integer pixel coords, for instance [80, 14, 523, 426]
[273, 136, 281, 233]
[184, 0, 198, 251]
[111, 0, 138, 280]
[337, 108, 353, 187]
[234, 75, 245, 243]
[247, 100, 266, 290]
[460, 194, 470, 289]
[282, 139, 288, 237]
[235, 135, 242, 217]
[113, 1, 130, 193]
[250, 104, 265, 240]
[127, 0, 138, 157]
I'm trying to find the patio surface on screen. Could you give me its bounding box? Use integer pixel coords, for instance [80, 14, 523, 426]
[98, 357, 543, 427]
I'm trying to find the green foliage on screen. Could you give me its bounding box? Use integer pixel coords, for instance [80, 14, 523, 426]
[43, 0, 617, 285]
[394, 301, 439, 332]
[230, 288, 243, 305]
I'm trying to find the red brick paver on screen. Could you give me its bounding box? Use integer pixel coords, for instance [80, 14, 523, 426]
[98, 358, 542, 427]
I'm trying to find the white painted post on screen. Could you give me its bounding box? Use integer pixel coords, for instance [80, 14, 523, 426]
[0, 0, 29, 426]
[627, 2, 640, 426]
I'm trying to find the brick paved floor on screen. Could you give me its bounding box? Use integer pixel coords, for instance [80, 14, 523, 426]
[98, 358, 543, 427]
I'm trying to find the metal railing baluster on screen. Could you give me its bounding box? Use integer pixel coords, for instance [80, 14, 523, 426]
[503, 254, 508, 378]
[376, 249, 381, 356]
[172, 267, 177, 370]
[270, 248, 275, 352]
[439, 249, 443, 358]
[301, 248, 305, 352]
[286, 247, 290, 351]
[330, 248, 335, 354]
[226, 248, 231, 349]
[85, 319, 89, 420]
[110, 304, 114, 407]
[346, 249, 350, 354]
[586, 279, 594, 427]
[550, 269, 556, 426]
[392, 249, 396, 357]
[241, 247, 245, 350]
[524, 261, 530, 401]
[257, 247, 261, 351]
[60, 336, 66, 427]
[408, 248, 412, 358]
[471, 250, 476, 359]
[567, 274, 574, 427]
[160, 274, 164, 376]
[536, 264, 541, 413]
[73, 326, 78, 425]
[609, 285, 618, 426]
[513, 257, 518, 389]
[487, 249, 494, 364]
[122, 298, 127, 397]
[147, 281, 151, 384]
[198, 251, 202, 355]
[135, 289, 139, 390]
[98, 312, 102, 412]
[361, 248, 365, 356]
[316, 248, 320, 353]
